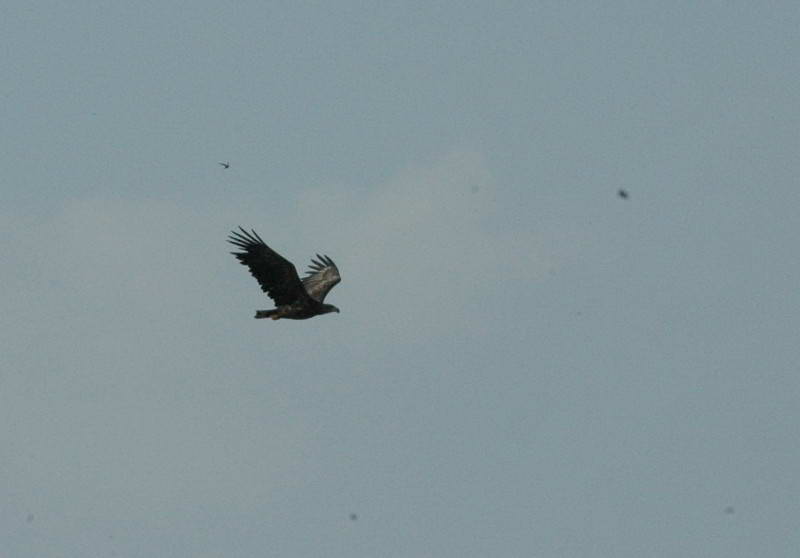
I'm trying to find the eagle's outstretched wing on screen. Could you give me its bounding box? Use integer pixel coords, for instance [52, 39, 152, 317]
[228, 227, 309, 306]
[302, 254, 341, 302]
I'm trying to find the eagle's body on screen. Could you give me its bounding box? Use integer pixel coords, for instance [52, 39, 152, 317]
[228, 227, 341, 320]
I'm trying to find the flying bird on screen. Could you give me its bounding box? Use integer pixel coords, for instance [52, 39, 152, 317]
[219, 161, 230, 169]
[617, 188, 629, 199]
[228, 227, 341, 320]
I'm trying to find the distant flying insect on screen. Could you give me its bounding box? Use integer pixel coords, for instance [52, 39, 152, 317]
[617, 189, 629, 199]
[228, 227, 341, 320]
[219, 161, 230, 169]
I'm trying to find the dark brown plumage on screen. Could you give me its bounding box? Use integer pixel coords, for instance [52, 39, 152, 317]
[228, 227, 341, 320]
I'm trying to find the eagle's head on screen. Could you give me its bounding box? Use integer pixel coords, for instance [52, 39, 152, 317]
[321, 304, 340, 315]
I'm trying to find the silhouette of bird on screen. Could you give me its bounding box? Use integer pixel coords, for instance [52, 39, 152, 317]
[219, 161, 230, 169]
[617, 189, 629, 199]
[228, 227, 341, 320]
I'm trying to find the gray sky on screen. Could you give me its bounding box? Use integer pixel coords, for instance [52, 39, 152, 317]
[2, 2, 799, 556]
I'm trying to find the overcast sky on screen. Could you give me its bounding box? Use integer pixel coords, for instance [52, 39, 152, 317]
[2, 2, 799, 557]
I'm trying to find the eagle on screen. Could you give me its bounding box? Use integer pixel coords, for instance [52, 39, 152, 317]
[228, 227, 341, 320]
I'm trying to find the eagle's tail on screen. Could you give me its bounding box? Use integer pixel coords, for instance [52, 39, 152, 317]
[255, 309, 279, 319]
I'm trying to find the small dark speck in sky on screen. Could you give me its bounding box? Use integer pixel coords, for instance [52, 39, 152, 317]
[617, 189, 629, 199]
[724, 506, 735, 514]
[349, 513, 358, 521]
[26, 513, 34, 523]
